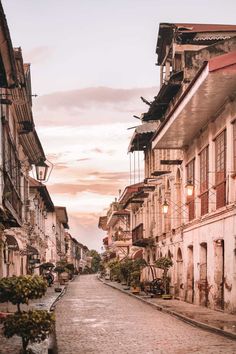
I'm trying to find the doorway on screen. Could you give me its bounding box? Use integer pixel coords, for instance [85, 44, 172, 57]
[176, 248, 183, 298]
[186, 245, 194, 303]
[214, 239, 224, 310]
[199, 243, 208, 306]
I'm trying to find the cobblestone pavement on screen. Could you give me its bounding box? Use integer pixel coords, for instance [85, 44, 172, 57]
[55, 275, 236, 354]
[103, 278, 236, 338]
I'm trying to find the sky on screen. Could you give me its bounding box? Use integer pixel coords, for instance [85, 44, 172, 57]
[2, 0, 236, 251]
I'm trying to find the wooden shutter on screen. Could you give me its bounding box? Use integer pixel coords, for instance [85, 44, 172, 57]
[200, 147, 209, 216]
[215, 131, 226, 209]
[187, 159, 195, 221]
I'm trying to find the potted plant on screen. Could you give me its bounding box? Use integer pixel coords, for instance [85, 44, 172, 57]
[65, 263, 75, 280]
[155, 257, 173, 299]
[54, 259, 73, 288]
[0, 275, 54, 353]
[130, 270, 141, 294]
[108, 260, 121, 282]
[0, 275, 47, 313]
[119, 259, 133, 286]
[3, 309, 54, 354]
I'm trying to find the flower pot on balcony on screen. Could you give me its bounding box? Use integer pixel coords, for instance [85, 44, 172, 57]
[131, 285, 141, 294]
[162, 294, 172, 300]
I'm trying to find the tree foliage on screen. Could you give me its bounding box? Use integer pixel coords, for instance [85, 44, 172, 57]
[88, 249, 101, 273]
[3, 310, 55, 353]
[0, 275, 54, 353]
[0, 275, 47, 312]
[155, 257, 173, 271]
[155, 257, 173, 294]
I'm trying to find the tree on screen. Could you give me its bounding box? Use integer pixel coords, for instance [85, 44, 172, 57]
[3, 310, 54, 353]
[0, 275, 47, 313]
[0, 275, 54, 353]
[119, 259, 133, 284]
[88, 249, 102, 273]
[130, 259, 147, 287]
[155, 257, 173, 295]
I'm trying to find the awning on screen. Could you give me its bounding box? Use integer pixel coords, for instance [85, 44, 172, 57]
[152, 51, 236, 149]
[5, 235, 19, 251]
[131, 249, 143, 260]
[128, 121, 160, 152]
[26, 245, 39, 256]
[98, 216, 108, 231]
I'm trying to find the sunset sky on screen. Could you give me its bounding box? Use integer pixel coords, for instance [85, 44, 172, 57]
[3, 0, 236, 251]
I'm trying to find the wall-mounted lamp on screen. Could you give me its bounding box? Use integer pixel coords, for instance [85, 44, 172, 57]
[35, 158, 53, 182]
[52, 224, 55, 232]
[215, 239, 223, 245]
[186, 180, 194, 197]
[162, 199, 169, 214]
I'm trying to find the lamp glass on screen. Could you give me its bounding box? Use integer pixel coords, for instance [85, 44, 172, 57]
[162, 200, 169, 214]
[186, 182, 194, 196]
[35, 160, 49, 181]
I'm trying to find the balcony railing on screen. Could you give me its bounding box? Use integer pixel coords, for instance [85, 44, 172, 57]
[132, 223, 153, 247]
[3, 172, 22, 225]
[113, 231, 131, 242]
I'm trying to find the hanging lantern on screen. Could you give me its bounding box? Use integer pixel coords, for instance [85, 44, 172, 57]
[162, 199, 169, 214]
[35, 158, 53, 182]
[186, 180, 194, 197]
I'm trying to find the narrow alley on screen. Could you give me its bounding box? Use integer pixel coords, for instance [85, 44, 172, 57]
[55, 275, 236, 354]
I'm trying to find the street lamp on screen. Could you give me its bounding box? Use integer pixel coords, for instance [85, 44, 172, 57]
[162, 199, 169, 214]
[35, 159, 53, 182]
[186, 180, 194, 197]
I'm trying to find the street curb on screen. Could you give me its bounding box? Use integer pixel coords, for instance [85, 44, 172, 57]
[99, 278, 236, 341]
[48, 285, 68, 354]
[49, 286, 67, 312]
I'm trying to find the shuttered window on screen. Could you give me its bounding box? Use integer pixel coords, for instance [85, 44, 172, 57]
[186, 159, 195, 221]
[215, 130, 226, 209]
[200, 147, 209, 216]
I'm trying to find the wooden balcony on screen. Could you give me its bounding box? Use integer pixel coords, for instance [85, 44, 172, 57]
[3, 171, 22, 226]
[132, 223, 153, 247]
[113, 231, 131, 247]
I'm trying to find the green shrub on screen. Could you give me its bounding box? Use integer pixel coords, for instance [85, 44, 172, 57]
[0, 275, 47, 312]
[3, 310, 55, 353]
[65, 263, 75, 273]
[155, 257, 173, 294]
[39, 262, 55, 271]
[155, 257, 173, 270]
[0, 275, 53, 353]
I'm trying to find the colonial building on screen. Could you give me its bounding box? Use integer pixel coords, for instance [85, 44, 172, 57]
[28, 177, 54, 274]
[0, 1, 88, 279]
[45, 206, 69, 264]
[99, 199, 132, 262]
[96, 23, 236, 313]
[126, 23, 236, 313]
[0, 6, 50, 277]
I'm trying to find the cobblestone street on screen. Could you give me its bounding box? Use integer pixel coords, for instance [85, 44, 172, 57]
[55, 275, 236, 354]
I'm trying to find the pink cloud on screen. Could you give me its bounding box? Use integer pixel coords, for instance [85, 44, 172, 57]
[35, 86, 156, 109]
[48, 182, 122, 196]
[24, 46, 53, 64]
[68, 213, 104, 251]
[33, 86, 157, 126]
